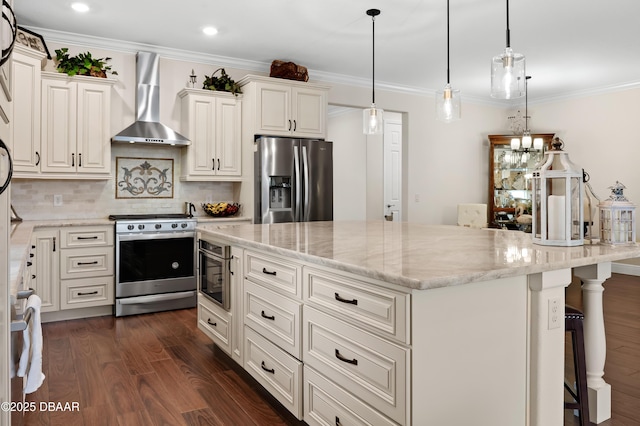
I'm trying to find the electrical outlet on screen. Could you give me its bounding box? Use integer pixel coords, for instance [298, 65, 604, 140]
[548, 297, 562, 330]
[53, 194, 63, 207]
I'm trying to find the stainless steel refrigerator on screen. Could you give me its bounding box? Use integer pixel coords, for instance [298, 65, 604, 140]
[255, 136, 333, 224]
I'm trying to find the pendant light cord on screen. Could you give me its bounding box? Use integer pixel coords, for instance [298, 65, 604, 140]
[372, 13, 376, 104]
[446, 0, 450, 84]
[505, 0, 511, 48]
[525, 75, 531, 130]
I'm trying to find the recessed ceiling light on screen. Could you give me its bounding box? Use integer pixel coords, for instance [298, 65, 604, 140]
[71, 3, 90, 13]
[202, 26, 218, 36]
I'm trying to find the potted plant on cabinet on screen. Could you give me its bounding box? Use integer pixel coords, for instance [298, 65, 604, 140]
[54, 48, 118, 78]
[202, 68, 241, 96]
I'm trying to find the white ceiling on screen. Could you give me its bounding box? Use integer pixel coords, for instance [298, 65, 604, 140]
[13, 0, 640, 104]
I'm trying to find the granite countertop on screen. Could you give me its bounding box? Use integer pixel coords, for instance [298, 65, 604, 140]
[197, 221, 640, 290]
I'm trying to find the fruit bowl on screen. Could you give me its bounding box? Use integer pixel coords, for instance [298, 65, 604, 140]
[202, 202, 240, 217]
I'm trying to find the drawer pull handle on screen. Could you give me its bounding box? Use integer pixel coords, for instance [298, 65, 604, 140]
[77, 261, 99, 265]
[27, 261, 32, 267]
[77, 236, 99, 240]
[334, 292, 358, 305]
[335, 416, 342, 426]
[261, 310, 275, 321]
[77, 291, 99, 296]
[261, 361, 275, 374]
[207, 319, 217, 327]
[262, 267, 277, 276]
[335, 349, 358, 366]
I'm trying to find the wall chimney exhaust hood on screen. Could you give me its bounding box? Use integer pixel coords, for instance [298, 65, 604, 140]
[112, 52, 190, 146]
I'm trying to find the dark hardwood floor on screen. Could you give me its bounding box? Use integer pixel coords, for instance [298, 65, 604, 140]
[23, 307, 302, 426]
[20, 273, 640, 425]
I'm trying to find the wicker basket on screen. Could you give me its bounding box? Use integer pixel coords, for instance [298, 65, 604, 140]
[270, 60, 309, 82]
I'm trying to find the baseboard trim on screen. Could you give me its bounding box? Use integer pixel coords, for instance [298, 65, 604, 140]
[612, 262, 640, 277]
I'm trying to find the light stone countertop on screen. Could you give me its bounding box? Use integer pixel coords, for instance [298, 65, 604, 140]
[197, 220, 640, 290]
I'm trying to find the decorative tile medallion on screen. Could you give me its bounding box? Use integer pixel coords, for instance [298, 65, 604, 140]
[116, 157, 174, 199]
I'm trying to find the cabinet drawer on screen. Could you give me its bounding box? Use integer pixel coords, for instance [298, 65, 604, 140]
[304, 366, 399, 426]
[60, 226, 113, 248]
[244, 326, 303, 419]
[303, 306, 409, 425]
[198, 295, 231, 354]
[244, 250, 301, 298]
[244, 279, 302, 359]
[304, 266, 410, 344]
[60, 246, 113, 279]
[61, 276, 114, 309]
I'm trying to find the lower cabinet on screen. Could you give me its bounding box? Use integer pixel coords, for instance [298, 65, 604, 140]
[197, 294, 232, 355]
[29, 225, 114, 316]
[304, 365, 398, 426]
[244, 326, 303, 419]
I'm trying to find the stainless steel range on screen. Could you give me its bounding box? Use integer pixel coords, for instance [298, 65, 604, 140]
[110, 214, 197, 317]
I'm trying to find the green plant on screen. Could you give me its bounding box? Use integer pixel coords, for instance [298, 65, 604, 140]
[202, 68, 241, 95]
[54, 48, 118, 78]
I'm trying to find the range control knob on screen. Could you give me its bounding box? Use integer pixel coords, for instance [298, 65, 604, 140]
[155, 223, 162, 230]
[127, 224, 134, 231]
[171, 223, 178, 229]
[181, 223, 188, 228]
[138, 224, 145, 230]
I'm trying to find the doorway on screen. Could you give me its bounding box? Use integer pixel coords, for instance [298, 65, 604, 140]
[327, 106, 405, 222]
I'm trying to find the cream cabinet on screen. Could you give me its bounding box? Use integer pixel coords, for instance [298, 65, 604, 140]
[239, 75, 328, 139]
[197, 242, 243, 361]
[178, 89, 242, 181]
[10, 45, 46, 175]
[58, 226, 114, 310]
[30, 228, 60, 313]
[40, 72, 114, 178]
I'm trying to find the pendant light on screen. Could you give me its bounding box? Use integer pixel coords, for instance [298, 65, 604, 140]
[511, 75, 533, 150]
[363, 8, 384, 135]
[491, 0, 525, 99]
[436, 0, 461, 122]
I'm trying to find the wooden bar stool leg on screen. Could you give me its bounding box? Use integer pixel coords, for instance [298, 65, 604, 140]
[565, 306, 590, 426]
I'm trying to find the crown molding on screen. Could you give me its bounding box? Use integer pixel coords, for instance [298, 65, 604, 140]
[23, 26, 640, 109]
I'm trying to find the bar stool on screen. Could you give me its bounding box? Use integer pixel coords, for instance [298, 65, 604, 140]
[565, 305, 590, 426]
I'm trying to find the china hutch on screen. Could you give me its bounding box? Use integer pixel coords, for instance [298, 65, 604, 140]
[488, 134, 555, 229]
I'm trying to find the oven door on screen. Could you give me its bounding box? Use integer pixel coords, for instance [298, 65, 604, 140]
[198, 244, 231, 310]
[116, 231, 196, 298]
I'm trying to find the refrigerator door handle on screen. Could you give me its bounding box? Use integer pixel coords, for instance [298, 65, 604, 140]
[302, 145, 310, 221]
[294, 145, 302, 222]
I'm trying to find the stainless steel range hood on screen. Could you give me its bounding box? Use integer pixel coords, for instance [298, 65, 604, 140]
[112, 52, 190, 146]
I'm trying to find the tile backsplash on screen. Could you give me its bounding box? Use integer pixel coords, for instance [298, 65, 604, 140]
[10, 144, 238, 220]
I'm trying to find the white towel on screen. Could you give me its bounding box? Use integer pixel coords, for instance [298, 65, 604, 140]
[17, 294, 45, 394]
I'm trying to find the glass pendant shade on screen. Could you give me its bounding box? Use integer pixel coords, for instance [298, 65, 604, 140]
[491, 47, 526, 99]
[363, 104, 384, 135]
[599, 181, 636, 244]
[510, 138, 520, 150]
[533, 137, 543, 150]
[521, 131, 532, 149]
[436, 84, 460, 122]
[532, 138, 584, 246]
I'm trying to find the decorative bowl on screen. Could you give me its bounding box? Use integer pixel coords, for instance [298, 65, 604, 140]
[202, 202, 240, 217]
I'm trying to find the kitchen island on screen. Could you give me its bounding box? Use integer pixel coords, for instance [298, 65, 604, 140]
[196, 220, 640, 425]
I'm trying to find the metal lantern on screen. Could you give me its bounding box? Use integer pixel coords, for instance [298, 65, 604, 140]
[599, 181, 636, 245]
[582, 171, 601, 244]
[532, 138, 584, 246]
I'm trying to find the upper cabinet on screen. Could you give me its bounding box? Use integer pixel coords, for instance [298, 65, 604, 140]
[239, 75, 328, 139]
[178, 88, 242, 181]
[488, 133, 555, 229]
[40, 72, 115, 178]
[10, 44, 46, 175]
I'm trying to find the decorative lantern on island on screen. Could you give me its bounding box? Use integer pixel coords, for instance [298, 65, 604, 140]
[599, 181, 636, 245]
[531, 138, 584, 246]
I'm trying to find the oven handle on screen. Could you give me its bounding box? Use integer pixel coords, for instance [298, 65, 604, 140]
[117, 290, 196, 305]
[117, 231, 195, 242]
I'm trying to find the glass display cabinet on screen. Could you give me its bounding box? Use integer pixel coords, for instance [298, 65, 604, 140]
[488, 134, 555, 230]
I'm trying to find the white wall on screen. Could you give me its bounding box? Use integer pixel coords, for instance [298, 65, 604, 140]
[327, 108, 367, 221]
